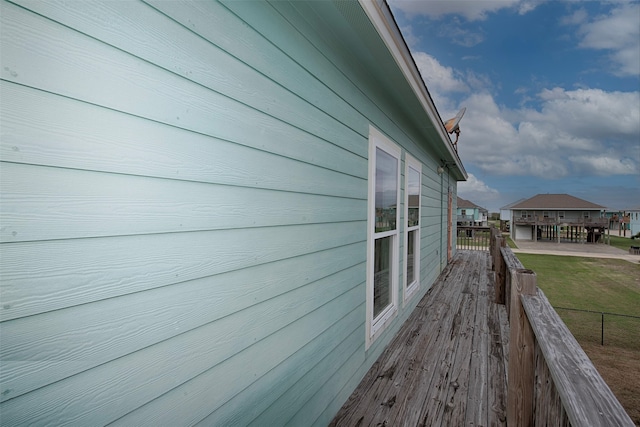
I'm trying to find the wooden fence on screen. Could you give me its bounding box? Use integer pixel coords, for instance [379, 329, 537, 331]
[489, 226, 634, 426]
[456, 226, 490, 251]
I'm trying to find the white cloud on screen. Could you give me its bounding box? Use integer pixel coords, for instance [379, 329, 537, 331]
[451, 87, 639, 179]
[459, 173, 498, 194]
[578, 4, 639, 50]
[573, 3, 640, 76]
[517, 1, 540, 15]
[535, 87, 640, 141]
[560, 8, 588, 26]
[569, 155, 638, 176]
[458, 174, 499, 203]
[438, 21, 485, 47]
[412, 51, 469, 110]
[399, 24, 421, 49]
[389, 0, 537, 21]
[412, 52, 468, 93]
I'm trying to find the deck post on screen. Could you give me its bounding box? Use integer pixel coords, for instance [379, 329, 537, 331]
[492, 235, 506, 304]
[507, 268, 537, 427]
[489, 226, 498, 260]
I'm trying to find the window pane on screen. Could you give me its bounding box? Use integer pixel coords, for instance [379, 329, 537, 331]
[406, 230, 416, 286]
[408, 167, 420, 227]
[374, 236, 392, 318]
[375, 148, 397, 233]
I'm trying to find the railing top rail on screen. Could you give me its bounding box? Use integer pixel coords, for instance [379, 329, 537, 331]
[512, 218, 609, 225]
[500, 246, 525, 271]
[521, 290, 634, 427]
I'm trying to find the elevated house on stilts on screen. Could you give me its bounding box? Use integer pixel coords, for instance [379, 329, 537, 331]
[507, 194, 609, 244]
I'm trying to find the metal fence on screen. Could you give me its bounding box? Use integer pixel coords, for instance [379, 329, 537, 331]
[554, 306, 640, 351]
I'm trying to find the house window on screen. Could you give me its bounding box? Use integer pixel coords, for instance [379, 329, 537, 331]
[404, 154, 421, 303]
[461, 209, 467, 216]
[366, 127, 400, 347]
[521, 211, 528, 218]
[583, 211, 590, 218]
[558, 211, 565, 219]
[543, 211, 550, 218]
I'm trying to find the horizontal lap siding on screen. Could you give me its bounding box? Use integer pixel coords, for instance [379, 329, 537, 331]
[0, 0, 453, 425]
[1, 83, 365, 200]
[1, 162, 365, 243]
[0, 0, 370, 424]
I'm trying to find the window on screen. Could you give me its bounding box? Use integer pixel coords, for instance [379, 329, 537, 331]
[558, 211, 565, 220]
[583, 211, 590, 218]
[543, 211, 550, 218]
[461, 209, 467, 216]
[366, 127, 400, 347]
[404, 155, 421, 303]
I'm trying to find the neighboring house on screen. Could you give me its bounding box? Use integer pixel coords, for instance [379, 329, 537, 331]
[626, 207, 640, 237]
[604, 209, 630, 236]
[457, 197, 488, 226]
[508, 194, 607, 242]
[499, 198, 526, 231]
[0, 1, 466, 425]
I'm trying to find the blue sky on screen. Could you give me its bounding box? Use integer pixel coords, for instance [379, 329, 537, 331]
[388, 0, 640, 212]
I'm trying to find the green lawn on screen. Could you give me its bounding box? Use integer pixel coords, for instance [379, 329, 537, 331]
[516, 254, 640, 314]
[608, 235, 639, 251]
[515, 253, 640, 423]
[515, 253, 640, 351]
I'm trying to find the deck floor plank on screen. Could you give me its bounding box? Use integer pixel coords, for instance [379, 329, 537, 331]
[389, 279, 463, 426]
[488, 302, 508, 426]
[406, 253, 472, 426]
[330, 251, 508, 427]
[465, 267, 489, 427]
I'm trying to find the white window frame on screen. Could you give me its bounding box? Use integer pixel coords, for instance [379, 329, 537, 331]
[366, 126, 400, 349]
[403, 154, 421, 304]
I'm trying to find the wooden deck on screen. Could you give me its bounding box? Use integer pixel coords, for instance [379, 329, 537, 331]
[330, 251, 509, 426]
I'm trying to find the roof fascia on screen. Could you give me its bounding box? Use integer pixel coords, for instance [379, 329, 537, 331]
[358, 0, 467, 181]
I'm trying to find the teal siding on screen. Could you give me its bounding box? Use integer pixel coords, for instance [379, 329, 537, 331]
[0, 0, 459, 425]
[630, 210, 640, 235]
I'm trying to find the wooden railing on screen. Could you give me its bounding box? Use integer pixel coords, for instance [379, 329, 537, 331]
[489, 226, 634, 426]
[513, 217, 609, 226]
[456, 226, 490, 251]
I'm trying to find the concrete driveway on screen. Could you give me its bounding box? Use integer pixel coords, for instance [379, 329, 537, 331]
[511, 239, 640, 264]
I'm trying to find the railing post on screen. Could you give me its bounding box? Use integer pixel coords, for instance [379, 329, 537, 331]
[507, 268, 537, 427]
[489, 225, 497, 264]
[493, 235, 506, 304]
[601, 312, 604, 346]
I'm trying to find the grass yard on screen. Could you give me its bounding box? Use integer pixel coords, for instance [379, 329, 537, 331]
[516, 253, 640, 425]
[515, 254, 640, 314]
[609, 234, 640, 251]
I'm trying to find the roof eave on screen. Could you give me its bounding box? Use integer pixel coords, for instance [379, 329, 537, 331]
[359, 0, 467, 181]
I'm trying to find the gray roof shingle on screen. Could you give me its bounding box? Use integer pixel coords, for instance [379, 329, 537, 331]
[510, 194, 605, 210]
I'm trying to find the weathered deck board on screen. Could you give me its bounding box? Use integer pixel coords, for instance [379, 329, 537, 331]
[330, 251, 507, 426]
[488, 301, 509, 425]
